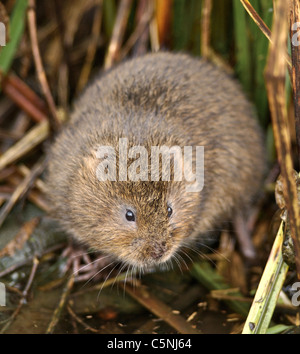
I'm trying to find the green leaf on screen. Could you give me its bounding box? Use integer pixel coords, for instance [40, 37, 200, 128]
[233, 0, 252, 93]
[242, 222, 289, 334]
[191, 261, 250, 317]
[0, 0, 28, 82]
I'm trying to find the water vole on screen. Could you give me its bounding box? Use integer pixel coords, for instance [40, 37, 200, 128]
[45, 52, 265, 269]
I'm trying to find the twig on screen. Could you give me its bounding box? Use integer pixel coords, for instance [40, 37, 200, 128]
[0, 217, 40, 257]
[123, 283, 201, 334]
[27, 0, 60, 132]
[0, 122, 47, 170]
[265, 0, 300, 279]
[6, 164, 49, 212]
[2, 82, 48, 123]
[120, 3, 153, 60]
[2, 74, 48, 122]
[53, 0, 71, 110]
[0, 256, 39, 333]
[7, 172, 49, 212]
[76, 0, 103, 93]
[45, 273, 75, 334]
[18, 164, 48, 194]
[104, 0, 133, 69]
[0, 109, 66, 171]
[0, 243, 66, 278]
[67, 304, 100, 333]
[133, 285, 202, 334]
[0, 166, 18, 182]
[0, 158, 47, 228]
[0, 259, 29, 278]
[132, 0, 151, 57]
[201, 0, 212, 59]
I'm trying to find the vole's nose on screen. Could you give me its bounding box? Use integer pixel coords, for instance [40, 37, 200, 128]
[149, 241, 167, 260]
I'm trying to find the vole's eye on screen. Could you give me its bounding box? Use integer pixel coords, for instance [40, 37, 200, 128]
[167, 206, 173, 217]
[125, 209, 135, 222]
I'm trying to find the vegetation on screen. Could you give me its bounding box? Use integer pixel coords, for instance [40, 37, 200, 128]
[0, 0, 299, 334]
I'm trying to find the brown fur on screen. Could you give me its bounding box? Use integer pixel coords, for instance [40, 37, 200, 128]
[45, 52, 265, 269]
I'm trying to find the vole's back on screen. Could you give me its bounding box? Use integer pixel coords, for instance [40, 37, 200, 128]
[46, 52, 265, 261]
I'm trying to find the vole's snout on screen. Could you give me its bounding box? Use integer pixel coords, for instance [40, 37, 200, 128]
[149, 241, 168, 260]
[130, 236, 174, 267]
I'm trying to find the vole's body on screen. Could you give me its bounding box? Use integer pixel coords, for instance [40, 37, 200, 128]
[46, 52, 265, 269]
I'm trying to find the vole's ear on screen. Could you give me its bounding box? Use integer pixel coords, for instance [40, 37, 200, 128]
[80, 151, 99, 181]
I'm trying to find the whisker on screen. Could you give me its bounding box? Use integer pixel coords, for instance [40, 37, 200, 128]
[169, 258, 175, 271]
[112, 262, 128, 294]
[180, 249, 194, 264]
[159, 261, 168, 272]
[175, 253, 189, 270]
[138, 265, 143, 280]
[130, 264, 137, 288]
[183, 242, 230, 263]
[172, 253, 183, 274]
[97, 261, 121, 300]
[72, 254, 112, 276]
[123, 265, 132, 298]
[184, 245, 217, 265]
[80, 260, 116, 289]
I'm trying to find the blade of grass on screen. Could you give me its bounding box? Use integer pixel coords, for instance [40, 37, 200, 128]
[0, 0, 28, 86]
[266, 324, 293, 334]
[191, 261, 250, 317]
[103, 0, 116, 38]
[242, 222, 289, 334]
[172, 0, 187, 51]
[173, 0, 200, 53]
[233, 0, 252, 93]
[239, 0, 292, 70]
[249, 0, 273, 125]
[240, 0, 272, 42]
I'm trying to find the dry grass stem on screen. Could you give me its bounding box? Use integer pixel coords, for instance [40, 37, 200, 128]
[201, 0, 212, 59]
[104, 0, 133, 69]
[123, 283, 201, 334]
[76, 0, 103, 93]
[27, 0, 60, 131]
[240, 0, 292, 70]
[0, 158, 46, 228]
[265, 0, 300, 278]
[289, 0, 300, 164]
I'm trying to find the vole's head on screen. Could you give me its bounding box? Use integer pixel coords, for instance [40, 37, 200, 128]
[62, 143, 201, 270]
